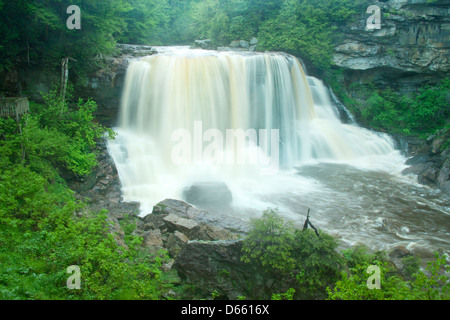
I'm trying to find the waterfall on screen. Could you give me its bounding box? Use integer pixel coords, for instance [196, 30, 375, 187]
[108, 48, 397, 213]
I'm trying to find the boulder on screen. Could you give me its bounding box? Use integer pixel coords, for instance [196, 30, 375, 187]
[152, 199, 206, 218]
[142, 229, 164, 251]
[194, 39, 212, 50]
[389, 245, 413, 271]
[437, 159, 450, 192]
[173, 240, 254, 299]
[173, 239, 288, 299]
[183, 182, 233, 207]
[402, 129, 449, 193]
[163, 213, 200, 237]
[190, 223, 240, 241]
[165, 231, 189, 257]
[239, 40, 250, 49]
[250, 37, 258, 46]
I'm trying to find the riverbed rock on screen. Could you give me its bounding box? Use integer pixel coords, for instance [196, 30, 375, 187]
[402, 129, 450, 193]
[163, 213, 200, 237]
[389, 245, 412, 270]
[193, 39, 213, 50]
[190, 223, 240, 241]
[166, 231, 189, 257]
[183, 182, 233, 207]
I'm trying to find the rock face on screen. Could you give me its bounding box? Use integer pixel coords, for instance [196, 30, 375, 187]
[173, 239, 282, 300]
[0, 44, 157, 127]
[80, 45, 157, 125]
[334, 0, 450, 92]
[173, 240, 252, 299]
[402, 128, 450, 193]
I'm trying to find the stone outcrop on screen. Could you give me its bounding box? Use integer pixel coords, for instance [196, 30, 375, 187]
[334, 0, 450, 92]
[216, 37, 258, 52]
[173, 240, 253, 299]
[0, 44, 157, 127]
[183, 182, 233, 207]
[135, 199, 240, 256]
[81, 45, 157, 125]
[192, 39, 213, 50]
[402, 128, 450, 193]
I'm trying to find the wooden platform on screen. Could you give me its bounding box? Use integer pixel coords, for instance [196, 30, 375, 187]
[0, 97, 30, 119]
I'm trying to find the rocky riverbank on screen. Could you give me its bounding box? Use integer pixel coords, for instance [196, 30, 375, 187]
[402, 128, 450, 193]
[62, 136, 431, 300]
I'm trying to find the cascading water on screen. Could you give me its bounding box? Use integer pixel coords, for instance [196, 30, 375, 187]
[108, 47, 449, 260]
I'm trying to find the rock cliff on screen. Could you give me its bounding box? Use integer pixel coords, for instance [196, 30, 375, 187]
[334, 0, 450, 92]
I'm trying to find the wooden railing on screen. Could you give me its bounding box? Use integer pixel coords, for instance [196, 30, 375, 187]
[0, 97, 30, 119]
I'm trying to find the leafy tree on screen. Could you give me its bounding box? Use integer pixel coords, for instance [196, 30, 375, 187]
[328, 248, 450, 300]
[241, 208, 344, 299]
[258, 0, 368, 70]
[0, 88, 175, 300]
[117, 0, 171, 45]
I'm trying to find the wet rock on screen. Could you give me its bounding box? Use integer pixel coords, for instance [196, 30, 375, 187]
[190, 223, 240, 242]
[402, 129, 450, 193]
[166, 231, 189, 257]
[193, 39, 212, 50]
[183, 182, 233, 207]
[142, 229, 164, 252]
[163, 214, 200, 237]
[389, 246, 412, 271]
[437, 159, 450, 192]
[173, 240, 250, 299]
[239, 40, 250, 49]
[141, 213, 166, 231]
[152, 199, 204, 218]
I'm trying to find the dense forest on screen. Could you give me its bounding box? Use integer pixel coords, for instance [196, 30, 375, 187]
[0, 0, 370, 78]
[1, 0, 448, 135]
[0, 0, 449, 301]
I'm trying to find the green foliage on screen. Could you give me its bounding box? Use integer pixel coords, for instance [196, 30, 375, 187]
[0, 89, 174, 300]
[0, 0, 373, 76]
[257, 0, 369, 70]
[241, 209, 297, 272]
[30, 87, 116, 176]
[117, 0, 171, 45]
[328, 248, 450, 300]
[189, 0, 282, 47]
[271, 288, 295, 300]
[241, 208, 344, 299]
[0, 208, 175, 300]
[359, 78, 450, 136]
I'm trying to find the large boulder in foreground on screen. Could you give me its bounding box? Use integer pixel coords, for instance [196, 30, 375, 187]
[173, 240, 264, 300]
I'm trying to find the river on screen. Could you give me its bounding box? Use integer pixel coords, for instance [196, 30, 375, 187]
[107, 47, 450, 264]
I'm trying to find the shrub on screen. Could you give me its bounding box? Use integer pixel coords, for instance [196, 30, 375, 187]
[327, 248, 450, 300]
[241, 208, 344, 299]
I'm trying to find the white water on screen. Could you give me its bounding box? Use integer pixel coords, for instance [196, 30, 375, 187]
[108, 48, 449, 259]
